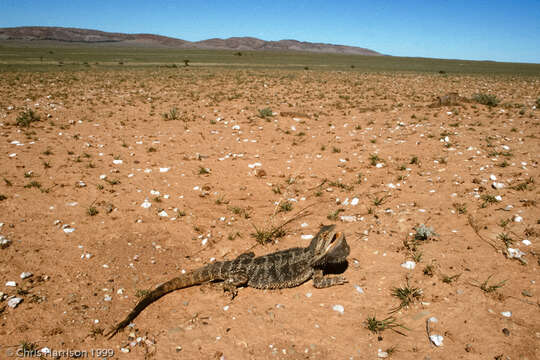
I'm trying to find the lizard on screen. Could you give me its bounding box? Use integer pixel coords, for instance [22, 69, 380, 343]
[105, 224, 350, 339]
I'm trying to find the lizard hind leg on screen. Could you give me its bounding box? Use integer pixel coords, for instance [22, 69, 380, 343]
[222, 272, 249, 299]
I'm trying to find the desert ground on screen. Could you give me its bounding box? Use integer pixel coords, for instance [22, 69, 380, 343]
[0, 66, 539, 359]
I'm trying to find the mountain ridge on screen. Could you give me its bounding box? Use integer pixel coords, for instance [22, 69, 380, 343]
[0, 26, 382, 56]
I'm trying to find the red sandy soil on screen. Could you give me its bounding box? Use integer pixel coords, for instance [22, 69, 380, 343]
[0, 68, 539, 359]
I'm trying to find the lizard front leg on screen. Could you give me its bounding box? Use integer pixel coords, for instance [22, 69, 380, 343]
[223, 272, 249, 299]
[312, 269, 348, 288]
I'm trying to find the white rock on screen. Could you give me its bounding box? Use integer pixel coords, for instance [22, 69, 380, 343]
[513, 215, 523, 223]
[522, 239, 531, 246]
[494, 195, 503, 202]
[377, 349, 389, 358]
[429, 334, 444, 347]
[63, 227, 75, 233]
[0, 235, 11, 248]
[141, 199, 152, 209]
[501, 311, 512, 318]
[354, 285, 364, 294]
[489, 174, 497, 181]
[20, 272, 33, 279]
[301, 234, 314, 240]
[5, 281, 17, 287]
[7, 297, 23, 308]
[340, 215, 357, 223]
[401, 261, 416, 270]
[158, 210, 168, 217]
[112, 159, 123, 165]
[375, 163, 384, 168]
[104, 295, 112, 301]
[332, 304, 344, 314]
[492, 182, 504, 189]
[159, 167, 170, 173]
[351, 197, 359, 206]
[150, 190, 160, 195]
[248, 162, 262, 168]
[507, 248, 525, 259]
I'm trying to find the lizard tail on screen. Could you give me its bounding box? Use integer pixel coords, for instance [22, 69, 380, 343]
[105, 269, 209, 339]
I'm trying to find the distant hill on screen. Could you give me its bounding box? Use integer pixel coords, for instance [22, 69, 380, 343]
[0, 26, 382, 56]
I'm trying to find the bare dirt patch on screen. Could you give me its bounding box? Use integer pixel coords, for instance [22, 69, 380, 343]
[0, 68, 539, 359]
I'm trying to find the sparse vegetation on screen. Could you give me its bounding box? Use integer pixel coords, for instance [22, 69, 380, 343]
[16, 109, 40, 127]
[390, 282, 422, 313]
[163, 107, 179, 120]
[413, 224, 438, 241]
[364, 316, 408, 335]
[258, 107, 273, 118]
[473, 93, 500, 107]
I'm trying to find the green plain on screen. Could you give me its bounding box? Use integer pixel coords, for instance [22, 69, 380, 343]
[1, 41, 539, 75]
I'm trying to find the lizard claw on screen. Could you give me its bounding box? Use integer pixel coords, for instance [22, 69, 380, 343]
[222, 283, 238, 299]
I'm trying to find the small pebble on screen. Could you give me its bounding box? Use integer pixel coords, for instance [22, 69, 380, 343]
[8, 297, 23, 308]
[401, 261, 416, 270]
[332, 304, 344, 314]
[502, 328, 510, 336]
[0, 235, 11, 249]
[429, 334, 443, 347]
[340, 215, 357, 223]
[501, 311, 512, 318]
[5, 281, 17, 287]
[20, 272, 33, 279]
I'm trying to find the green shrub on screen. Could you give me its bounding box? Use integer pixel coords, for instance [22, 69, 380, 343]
[473, 93, 499, 107]
[258, 108, 273, 118]
[16, 109, 40, 127]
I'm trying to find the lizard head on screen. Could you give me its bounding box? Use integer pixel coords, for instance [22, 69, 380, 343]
[309, 224, 350, 266]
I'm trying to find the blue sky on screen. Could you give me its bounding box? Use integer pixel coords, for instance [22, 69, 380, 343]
[1, 0, 539, 63]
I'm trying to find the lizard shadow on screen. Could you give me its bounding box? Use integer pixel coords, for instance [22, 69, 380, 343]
[319, 260, 349, 275]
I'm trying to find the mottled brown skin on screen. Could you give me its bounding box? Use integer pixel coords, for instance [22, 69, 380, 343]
[106, 224, 349, 339]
